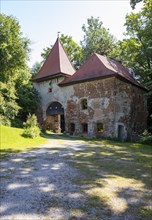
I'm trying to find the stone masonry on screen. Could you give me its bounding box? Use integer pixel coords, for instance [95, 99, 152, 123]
[33, 38, 148, 141]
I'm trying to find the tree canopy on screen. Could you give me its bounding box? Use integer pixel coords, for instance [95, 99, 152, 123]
[81, 16, 117, 61]
[117, 0, 152, 130]
[130, 0, 143, 9]
[0, 14, 39, 126]
[0, 14, 30, 83]
[1, 7, 152, 131]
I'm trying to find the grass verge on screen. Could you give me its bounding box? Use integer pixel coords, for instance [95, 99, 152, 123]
[0, 125, 47, 158]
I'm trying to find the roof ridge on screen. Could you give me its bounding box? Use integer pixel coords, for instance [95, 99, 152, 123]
[33, 38, 75, 81]
[95, 53, 117, 73]
[58, 37, 75, 73]
[57, 38, 61, 73]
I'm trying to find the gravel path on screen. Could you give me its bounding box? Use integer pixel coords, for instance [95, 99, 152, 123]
[0, 137, 151, 220]
[0, 138, 89, 220]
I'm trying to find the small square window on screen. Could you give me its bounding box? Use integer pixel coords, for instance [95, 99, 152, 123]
[97, 123, 104, 133]
[48, 88, 52, 93]
[81, 99, 88, 109]
[82, 123, 88, 133]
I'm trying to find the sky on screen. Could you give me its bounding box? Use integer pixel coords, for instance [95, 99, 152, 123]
[1, 0, 143, 67]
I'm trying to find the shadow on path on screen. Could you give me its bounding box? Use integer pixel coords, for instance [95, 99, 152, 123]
[0, 135, 151, 220]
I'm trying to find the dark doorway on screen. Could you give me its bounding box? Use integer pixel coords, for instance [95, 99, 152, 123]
[60, 114, 65, 133]
[70, 123, 75, 135]
[46, 102, 65, 133]
[118, 125, 125, 142]
[46, 102, 64, 115]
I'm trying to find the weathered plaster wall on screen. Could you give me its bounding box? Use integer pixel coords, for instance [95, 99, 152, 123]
[34, 76, 147, 139]
[66, 77, 116, 137]
[65, 77, 147, 139]
[114, 78, 147, 139]
[33, 77, 75, 120]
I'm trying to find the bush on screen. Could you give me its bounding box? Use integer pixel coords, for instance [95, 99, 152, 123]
[140, 130, 152, 145]
[23, 114, 40, 138]
[11, 118, 23, 128]
[0, 115, 11, 126]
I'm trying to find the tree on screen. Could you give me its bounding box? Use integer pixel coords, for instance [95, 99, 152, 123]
[16, 83, 40, 122]
[118, 0, 152, 82]
[60, 34, 83, 69]
[0, 14, 39, 126]
[0, 81, 20, 126]
[81, 16, 117, 61]
[117, 0, 152, 131]
[31, 62, 42, 76]
[0, 14, 30, 83]
[130, 0, 143, 9]
[40, 34, 83, 69]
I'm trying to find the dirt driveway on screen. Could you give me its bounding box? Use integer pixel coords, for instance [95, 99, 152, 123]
[0, 136, 151, 220]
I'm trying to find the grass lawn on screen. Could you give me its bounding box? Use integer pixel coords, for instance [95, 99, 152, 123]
[0, 125, 47, 158]
[1, 129, 151, 219]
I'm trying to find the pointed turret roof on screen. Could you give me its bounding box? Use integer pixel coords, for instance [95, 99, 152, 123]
[33, 38, 75, 82]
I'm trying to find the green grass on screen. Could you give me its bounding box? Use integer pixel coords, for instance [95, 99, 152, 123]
[69, 139, 151, 218]
[0, 125, 47, 158]
[45, 133, 152, 218]
[1, 130, 152, 218]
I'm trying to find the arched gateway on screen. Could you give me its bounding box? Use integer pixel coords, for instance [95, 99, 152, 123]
[45, 102, 65, 133]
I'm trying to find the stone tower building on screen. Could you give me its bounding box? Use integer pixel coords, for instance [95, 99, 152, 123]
[33, 38, 147, 141]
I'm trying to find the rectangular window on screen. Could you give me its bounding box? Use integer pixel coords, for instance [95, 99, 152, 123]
[82, 123, 88, 133]
[97, 122, 104, 133]
[70, 123, 75, 133]
[81, 99, 88, 110]
[48, 88, 52, 93]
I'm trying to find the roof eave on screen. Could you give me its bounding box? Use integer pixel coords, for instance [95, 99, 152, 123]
[59, 73, 148, 92]
[59, 74, 116, 87]
[115, 75, 148, 92]
[32, 72, 70, 82]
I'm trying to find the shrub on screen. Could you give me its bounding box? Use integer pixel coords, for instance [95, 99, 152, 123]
[23, 114, 40, 138]
[11, 118, 23, 128]
[0, 115, 11, 126]
[140, 130, 152, 145]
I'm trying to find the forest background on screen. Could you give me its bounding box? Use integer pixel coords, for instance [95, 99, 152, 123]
[0, 0, 151, 132]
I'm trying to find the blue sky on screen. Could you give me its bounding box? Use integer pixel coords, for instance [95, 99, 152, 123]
[1, 0, 142, 67]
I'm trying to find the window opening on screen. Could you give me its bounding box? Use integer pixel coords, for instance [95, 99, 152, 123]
[70, 123, 75, 135]
[82, 123, 88, 133]
[81, 99, 88, 110]
[118, 124, 125, 142]
[48, 80, 52, 93]
[97, 122, 104, 133]
[48, 88, 52, 93]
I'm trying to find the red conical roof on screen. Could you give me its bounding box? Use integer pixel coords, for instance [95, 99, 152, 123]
[33, 38, 75, 81]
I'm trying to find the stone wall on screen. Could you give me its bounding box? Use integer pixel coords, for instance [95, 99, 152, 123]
[65, 77, 116, 138]
[34, 76, 147, 140]
[114, 78, 147, 139]
[65, 77, 147, 140]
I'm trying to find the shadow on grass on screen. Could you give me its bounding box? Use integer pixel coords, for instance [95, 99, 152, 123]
[0, 134, 151, 219]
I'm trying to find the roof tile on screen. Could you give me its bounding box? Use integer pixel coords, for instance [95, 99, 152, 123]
[33, 38, 75, 81]
[60, 53, 147, 90]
